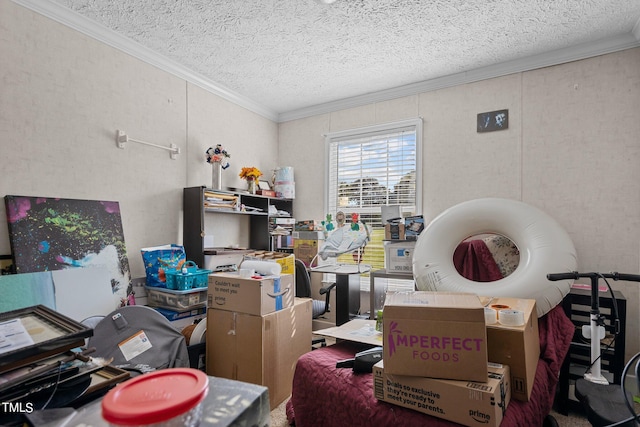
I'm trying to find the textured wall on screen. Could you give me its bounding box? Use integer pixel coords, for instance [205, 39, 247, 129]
[279, 48, 640, 358]
[0, 1, 278, 278]
[2, 0, 639, 361]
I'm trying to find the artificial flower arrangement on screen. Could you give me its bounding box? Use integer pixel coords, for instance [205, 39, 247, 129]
[205, 144, 231, 169]
[239, 166, 262, 182]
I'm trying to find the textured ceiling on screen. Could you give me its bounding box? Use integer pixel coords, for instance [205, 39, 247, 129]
[26, 1, 640, 120]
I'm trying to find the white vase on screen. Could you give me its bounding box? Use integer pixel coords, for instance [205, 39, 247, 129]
[211, 162, 222, 190]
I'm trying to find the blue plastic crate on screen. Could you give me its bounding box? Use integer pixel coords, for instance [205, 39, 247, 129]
[165, 261, 212, 290]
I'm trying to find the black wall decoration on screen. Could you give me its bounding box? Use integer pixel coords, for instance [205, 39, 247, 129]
[477, 109, 509, 133]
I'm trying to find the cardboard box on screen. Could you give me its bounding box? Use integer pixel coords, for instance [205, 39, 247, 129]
[384, 223, 405, 240]
[295, 219, 323, 231]
[293, 232, 324, 267]
[373, 360, 510, 427]
[293, 231, 325, 239]
[274, 253, 295, 275]
[383, 292, 488, 382]
[206, 298, 312, 409]
[245, 252, 295, 276]
[483, 296, 539, 402]
[384, 240, 416, 274]
[208, 272, 294, 316]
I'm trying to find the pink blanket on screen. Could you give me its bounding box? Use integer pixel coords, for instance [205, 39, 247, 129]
[287, 304, 574, 427]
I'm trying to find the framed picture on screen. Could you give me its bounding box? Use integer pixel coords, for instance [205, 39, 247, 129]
[477, 109, 509, 133]
[258, 180, 271, 190]
[0, 305, 92, 373]
[0, 349, 113, 399]
[85, 365, 130, 396]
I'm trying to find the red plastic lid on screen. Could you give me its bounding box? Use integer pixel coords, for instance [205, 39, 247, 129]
[102, 368, 209, 425]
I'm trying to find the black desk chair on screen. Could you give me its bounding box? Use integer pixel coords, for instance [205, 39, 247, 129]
[295, 259, 336, 348]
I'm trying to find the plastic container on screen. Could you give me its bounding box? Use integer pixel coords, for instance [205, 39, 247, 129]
[165, 261, 212, 290]
[153, 306, 207, 322]
[274, 181, 295, 199]
[102, 368, 208, 426]
[375, 310, 383, 332]
[145, 286, 207, 311]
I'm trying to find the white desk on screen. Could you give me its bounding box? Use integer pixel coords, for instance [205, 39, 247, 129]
[309, 263, 371, 326]
[368, 269, 414, 319]
[313, 318, 382, 346]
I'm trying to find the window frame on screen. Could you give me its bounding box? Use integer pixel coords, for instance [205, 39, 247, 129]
[323, 118, 423, 274]
[324, 118, 423, 220]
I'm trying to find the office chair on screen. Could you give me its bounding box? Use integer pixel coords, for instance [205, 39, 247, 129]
[295, 259, 336, 348]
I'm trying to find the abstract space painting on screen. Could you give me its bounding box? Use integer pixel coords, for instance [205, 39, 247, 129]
[4, 195, 132, 304]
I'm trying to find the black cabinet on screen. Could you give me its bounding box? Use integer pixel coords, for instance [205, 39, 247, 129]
[556, 287, 627, 414]
[183, 186, 293, 268]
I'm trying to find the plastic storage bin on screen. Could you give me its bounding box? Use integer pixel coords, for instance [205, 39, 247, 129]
[145, 286, 207, 311]
[165, 261, 212, 290]
[102, 368, 208, 426]
[153, 306, 207, 322]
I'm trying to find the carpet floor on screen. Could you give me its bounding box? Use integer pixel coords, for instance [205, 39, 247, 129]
[269, 397, 592, 426]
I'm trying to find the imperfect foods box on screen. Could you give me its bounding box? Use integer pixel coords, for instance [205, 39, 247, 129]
[483, 296, 539, 402]
[207, 272, 294, 316]
[383, 292, 488, 382]
[373, 360, 510, 427]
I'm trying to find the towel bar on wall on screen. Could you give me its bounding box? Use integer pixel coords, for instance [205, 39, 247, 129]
[116, 130, 180, 160]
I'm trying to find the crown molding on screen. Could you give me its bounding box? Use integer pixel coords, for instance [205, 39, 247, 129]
[13, 0, 640, 124]
[278, 33, 640, 122]
[11, 0, 280, 122]
[633, 16, 640, 41]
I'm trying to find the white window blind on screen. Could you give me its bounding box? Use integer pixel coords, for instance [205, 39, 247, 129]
[325, 119, 423, 273]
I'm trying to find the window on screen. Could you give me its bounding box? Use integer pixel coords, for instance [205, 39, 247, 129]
[324, 118, 423, 274]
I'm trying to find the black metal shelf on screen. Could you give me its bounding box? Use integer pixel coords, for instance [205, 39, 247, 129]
[183, 186, 294, 268]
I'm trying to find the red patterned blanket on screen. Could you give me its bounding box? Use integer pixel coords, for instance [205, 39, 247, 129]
[287, 304, 574, 427]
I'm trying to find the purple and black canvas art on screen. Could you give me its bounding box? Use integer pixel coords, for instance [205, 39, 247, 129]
[4, 195, 132, 304]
